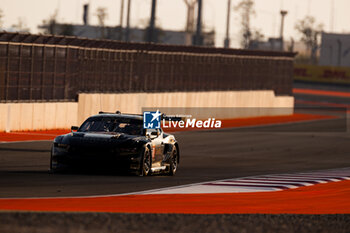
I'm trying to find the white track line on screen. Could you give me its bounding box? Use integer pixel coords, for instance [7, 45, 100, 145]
[137, 168, 350, 195]
[1, 167, 350, 199]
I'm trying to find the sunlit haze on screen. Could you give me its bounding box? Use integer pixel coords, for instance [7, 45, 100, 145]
[1, 0, 349, 47]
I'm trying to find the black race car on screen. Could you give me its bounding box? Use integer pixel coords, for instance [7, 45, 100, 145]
[50, 112, 179, 176]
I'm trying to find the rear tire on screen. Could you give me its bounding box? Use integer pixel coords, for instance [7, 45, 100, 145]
[137, 147, 151, 176]
[167, 146, 178, 176]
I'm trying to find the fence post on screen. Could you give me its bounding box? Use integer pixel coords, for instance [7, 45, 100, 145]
[5, 43, 10, 101]
[53, 47, 57, 100]
[41, 46, 46, 100]
[64, 47, 69, 99]
[29, 44, 34, 100]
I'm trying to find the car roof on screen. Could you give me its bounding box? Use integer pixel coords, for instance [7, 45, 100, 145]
[89, 113, 143, 121]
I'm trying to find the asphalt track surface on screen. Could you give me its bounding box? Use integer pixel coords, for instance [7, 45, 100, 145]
[0, 82, 350, 233]
[1, 212, 350, 233]
[0, 81, 349, 198]
[0, 116, 349, 198]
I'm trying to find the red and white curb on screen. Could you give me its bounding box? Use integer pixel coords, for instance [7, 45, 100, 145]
[2, 168, 349, 200]
[134, 168, 350, 195]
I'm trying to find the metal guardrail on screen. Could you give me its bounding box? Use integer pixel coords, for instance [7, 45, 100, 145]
[0, 32, 295, 102]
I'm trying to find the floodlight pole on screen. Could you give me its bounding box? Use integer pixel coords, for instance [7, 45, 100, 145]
[194, 0, 203, 46]
[224, 0, 231, 48]
[279, 10, 287, 51]
[125, 0, 131, 42]
[119, 0, 125, 40]
[148, 0, 157, 43]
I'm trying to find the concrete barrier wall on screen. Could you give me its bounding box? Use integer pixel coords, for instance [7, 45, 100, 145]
[78, 91, 294, 125]
[0, 102, 78, 132]
[0, 90, 294, 132]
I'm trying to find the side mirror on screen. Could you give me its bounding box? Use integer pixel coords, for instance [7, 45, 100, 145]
[146, 131, 158, 139]
[151, 131, 158, 136]
[71, 126, 79, 132]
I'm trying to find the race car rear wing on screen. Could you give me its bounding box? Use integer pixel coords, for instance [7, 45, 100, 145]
[98, 111, 183, 121]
